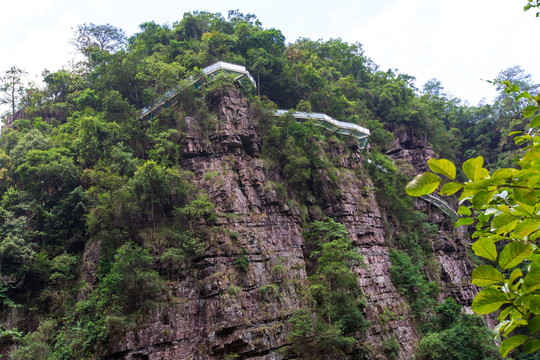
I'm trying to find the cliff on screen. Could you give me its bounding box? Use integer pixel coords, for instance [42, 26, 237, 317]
[90, 89, 478, 360]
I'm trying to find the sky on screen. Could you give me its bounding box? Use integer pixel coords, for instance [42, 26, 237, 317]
[1, 0, 538, 110]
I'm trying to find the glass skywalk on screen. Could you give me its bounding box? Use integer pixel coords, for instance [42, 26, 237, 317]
[139, 61, 370, 149]
[140, 61, 255, 120]
[274, 109, 370, 149]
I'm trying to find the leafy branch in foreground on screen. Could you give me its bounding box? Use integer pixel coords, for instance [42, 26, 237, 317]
[524, 0, 540, 17]
[406, 84, 540, 358]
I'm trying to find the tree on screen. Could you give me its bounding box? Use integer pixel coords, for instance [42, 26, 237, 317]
[247, 48, 269, 96]
[406, 83, 540, 358]
[493, 66, 539, 124]
[289, 219, 367, 358]
[71, 23, 127, 55]
[100, 243, 162, 313]
[1, 66, 27, 116]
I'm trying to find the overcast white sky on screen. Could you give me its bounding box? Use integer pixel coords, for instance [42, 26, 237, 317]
[1, 0, 538, 108]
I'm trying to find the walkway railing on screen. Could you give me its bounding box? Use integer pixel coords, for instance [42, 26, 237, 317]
[274, 110, 370, 149]
[138, 61, 372, 150]
[140, 61, 256, 120]
[366, 159, 459, 220]
[420, 193, 459, 221]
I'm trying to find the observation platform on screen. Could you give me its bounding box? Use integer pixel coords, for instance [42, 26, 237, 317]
[201, 61, 256, 88]
[274, 110, 370, 149]
[140, 61, 256, 120]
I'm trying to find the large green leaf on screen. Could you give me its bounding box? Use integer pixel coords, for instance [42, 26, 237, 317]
[455, 217, 474, 227]
[405, 172, 441, 197]
[472, 190, 493, 208]
[524, 339, 540, 354]
[457, 206, 471, 216]
[523, 294, 540, 313]
[472, 287, 510, 314]
[492, 168, 519, 180]
[499, 306, 514, 321]
[528, 175, 540, 188]
[514, 187, 537, 206]
[523, 262, 540, 294]
[498, 241, 534, 270]
[528, 316, 540, 334]
[531, 113, 540, 128]
[508, 268, 523, 287]
[472, 238, 497, 261]
[513, 219, 540, 238]
[462, 156, 489, 181]
[520, 146, 540, 168]
[472, 265, 504, 286]
[523, 105, 539, 118]
[440, 182, 464, 196]
[491, 213, 520, 234]
[428, 158, 456, 180]
[500, 335, 528, 358]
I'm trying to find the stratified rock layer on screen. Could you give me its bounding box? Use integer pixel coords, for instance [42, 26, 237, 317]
[102, 89, 476, 359]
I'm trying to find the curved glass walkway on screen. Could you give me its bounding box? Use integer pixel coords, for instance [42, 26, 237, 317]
[139, 61, 371, 149]
[420, 193, 459, 221]
[140, 61, 256, 120]
[274, 110, 370, 149]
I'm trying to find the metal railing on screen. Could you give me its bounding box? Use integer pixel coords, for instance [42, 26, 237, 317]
[140, 61, 256, 120]
[203, 61, 256, 86]
[365, 158, 459, 220]
[274, 110, 370, 148]
[420, 193, 459, 220]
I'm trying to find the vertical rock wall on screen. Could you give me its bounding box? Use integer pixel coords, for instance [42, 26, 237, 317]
[387, 129, 478, 308]
[101, 89, 477, 359]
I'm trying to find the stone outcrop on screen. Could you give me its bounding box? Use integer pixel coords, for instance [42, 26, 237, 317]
[387, 127, 478, 309]
[99, 89, 477, 359]
[387, 129, 436, 175]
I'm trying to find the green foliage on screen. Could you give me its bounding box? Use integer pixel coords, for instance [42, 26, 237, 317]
[233, 248, 250, 271]
[381, 335, 400, 360]
[130, 160, 186, 223]
[175, 192, 214, 225]
[10, 320, 56, 360]
[416, 299, 499, 360]
[407, 83, 540, 357]
[262, 112, 325, 196]
[1, 66, 27, 116]
[289, 219, 367, 358]
[1, 7, 538, 359]
[524, 0, 540, 17]
[388, 250, 438, 323]
[100, 243, 163, 313]
[0, 325, 22, 346]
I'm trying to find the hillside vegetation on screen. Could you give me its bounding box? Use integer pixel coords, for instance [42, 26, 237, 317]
[0, 10, 538, 360]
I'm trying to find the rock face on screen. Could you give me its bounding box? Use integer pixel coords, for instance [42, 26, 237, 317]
[102, 89, 476, 359]
[387, 128, 478, 309]
[387, 129, 436, 175]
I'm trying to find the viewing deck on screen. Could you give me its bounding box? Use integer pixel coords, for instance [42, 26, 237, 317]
[202, 61, 256, 87]
[140, 61, 256, 120]
[274, 110, 370, 149]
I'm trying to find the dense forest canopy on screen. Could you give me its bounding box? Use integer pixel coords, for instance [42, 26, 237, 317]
[0, 8, 538, 360]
